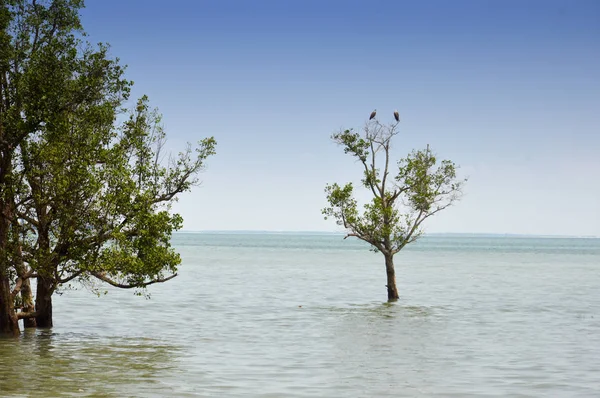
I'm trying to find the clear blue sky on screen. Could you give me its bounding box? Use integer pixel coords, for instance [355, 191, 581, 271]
[80, 0, 600, 236]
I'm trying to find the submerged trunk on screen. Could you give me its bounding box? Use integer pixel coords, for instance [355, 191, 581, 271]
[14, 248, 36, 328]
[0, 274, 19, 336]
[20, 279, 36, 328]
[0, 199, 19, 335]
[35, 277, 54, 328]
[385, 253, 399, 301]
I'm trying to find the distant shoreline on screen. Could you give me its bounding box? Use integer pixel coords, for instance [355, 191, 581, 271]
[175, 231, 599, 239]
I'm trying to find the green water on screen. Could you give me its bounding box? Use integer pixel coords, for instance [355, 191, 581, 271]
[1, 234, 599, 397]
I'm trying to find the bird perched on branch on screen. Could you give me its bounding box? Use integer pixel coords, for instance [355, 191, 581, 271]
[369, 109, 377, 120]
[393, 110, 400, 122]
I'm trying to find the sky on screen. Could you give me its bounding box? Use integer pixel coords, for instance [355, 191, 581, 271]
[80, 0, 600, 236]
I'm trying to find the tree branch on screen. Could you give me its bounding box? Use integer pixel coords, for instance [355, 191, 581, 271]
[91, 272, 177, 289]
[56, 270, 83, 284]
[369, 137, 384, 198]
[10, 278, 24, 300]
[393, 209, 424, 254]
[17, 311, 40, 320]
[344, 231, 384, 252]
[15, 210, 39, 227]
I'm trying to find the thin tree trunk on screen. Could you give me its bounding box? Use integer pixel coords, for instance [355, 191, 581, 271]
[13, 245, 36, 328]
[21, 279, 36, 328]
[0, 274, 19, 336]
[35, 277, 54, 328]
[0, 192, 20, 335]
[385, 254, 399, 301]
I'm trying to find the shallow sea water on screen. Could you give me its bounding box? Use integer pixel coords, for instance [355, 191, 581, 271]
[1, 233, 599, 397]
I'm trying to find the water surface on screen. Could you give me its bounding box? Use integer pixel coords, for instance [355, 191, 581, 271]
[1, 234, 599, 397]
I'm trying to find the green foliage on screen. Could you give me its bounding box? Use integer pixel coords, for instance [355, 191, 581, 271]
[1, 0, 216, 305]
[332, 129, 370, 163]
[15, 95, 216, 295]
[323, 117, 465, 255]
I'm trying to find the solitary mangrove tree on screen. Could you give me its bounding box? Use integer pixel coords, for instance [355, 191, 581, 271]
[322, 110, 464, 301]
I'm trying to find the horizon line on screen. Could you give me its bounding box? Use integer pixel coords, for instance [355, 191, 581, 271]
[176, 230, 599, 239]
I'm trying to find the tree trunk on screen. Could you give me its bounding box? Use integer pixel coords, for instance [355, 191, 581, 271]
[21, 279, 36, 328]
[0, 274, 19, 336]
[385, 253, 399, 301]
[0, 191, 20, 335]
[14, 248, 36, 328]
[35, 277, 54, 328]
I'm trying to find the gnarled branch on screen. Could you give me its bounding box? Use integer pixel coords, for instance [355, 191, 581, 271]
[91, 271, 177, 289]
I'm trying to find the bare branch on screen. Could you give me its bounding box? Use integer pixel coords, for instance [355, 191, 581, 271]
[380, 121, 399, 197]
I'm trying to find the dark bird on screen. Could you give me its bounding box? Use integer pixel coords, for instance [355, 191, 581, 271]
[393, 110, 400, 122]
[369, 109, 377, 120]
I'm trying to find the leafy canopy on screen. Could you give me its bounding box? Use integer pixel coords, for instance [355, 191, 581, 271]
[1, 0, 216, 301]
[323, 117, 465, 254]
